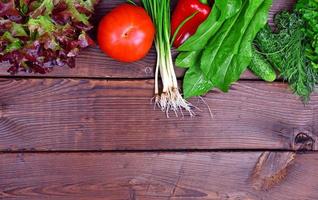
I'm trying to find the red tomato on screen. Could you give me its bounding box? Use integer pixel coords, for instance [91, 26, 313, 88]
[97, 4, 155, 63]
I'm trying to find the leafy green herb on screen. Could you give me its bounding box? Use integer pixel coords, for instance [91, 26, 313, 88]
[295, 0, 318, 68]
[254, 11, 318, 101]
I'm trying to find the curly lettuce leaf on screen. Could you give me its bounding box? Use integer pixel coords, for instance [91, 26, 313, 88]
[0, 0, 99, 74]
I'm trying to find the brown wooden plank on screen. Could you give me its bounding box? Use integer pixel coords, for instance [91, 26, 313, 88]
[0, 0, 295, 79]
[0, 78, 316, 151]
[1, 152, 317, 200]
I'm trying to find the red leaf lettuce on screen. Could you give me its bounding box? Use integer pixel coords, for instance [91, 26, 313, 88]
[0, 0, 99, 74]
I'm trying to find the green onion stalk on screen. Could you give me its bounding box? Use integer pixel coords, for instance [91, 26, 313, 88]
[141, 0, 193, 116]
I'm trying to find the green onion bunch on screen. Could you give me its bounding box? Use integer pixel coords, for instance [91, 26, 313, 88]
[141, 0, 193, 116]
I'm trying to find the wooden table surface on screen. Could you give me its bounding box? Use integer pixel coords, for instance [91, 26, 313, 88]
[1, 0, 318, 199]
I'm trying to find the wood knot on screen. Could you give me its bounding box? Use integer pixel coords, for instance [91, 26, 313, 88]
[144, 67, 152, 75]
[251, 152, 295, 191]
[294, 132, 315, 151]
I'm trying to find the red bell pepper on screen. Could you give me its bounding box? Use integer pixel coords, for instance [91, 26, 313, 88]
[171, 0, 211, 48]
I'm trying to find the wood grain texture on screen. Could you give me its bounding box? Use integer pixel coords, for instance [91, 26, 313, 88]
[0, 78, 316, 151]
[1, 152, 318, 200]
[0, 0, 295, 79]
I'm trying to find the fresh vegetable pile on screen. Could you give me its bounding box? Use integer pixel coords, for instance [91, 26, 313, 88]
[0, 0, 98, 74]
[174, 0, 318, 102]
[1, 0, 317, 116]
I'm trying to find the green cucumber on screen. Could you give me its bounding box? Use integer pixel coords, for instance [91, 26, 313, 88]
[249, 47, 277, 82]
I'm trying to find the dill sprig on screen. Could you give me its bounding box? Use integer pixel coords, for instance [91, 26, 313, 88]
[254, 11, 318, 101]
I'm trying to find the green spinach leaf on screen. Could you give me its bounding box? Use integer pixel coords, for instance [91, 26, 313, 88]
[183, 63, 214, 99]
[175, 51, 200, 68]
[201, 0, 271, 92]
[177, 0, 272, 98]
[178, 0, 242, 51]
